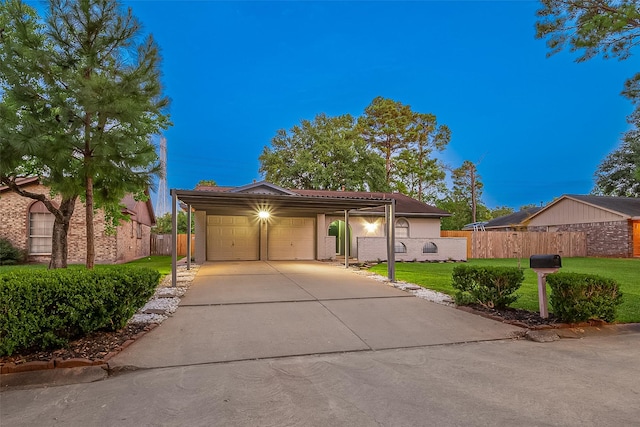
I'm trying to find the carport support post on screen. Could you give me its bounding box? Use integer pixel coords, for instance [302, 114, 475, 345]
[186, 204, 191, 270]
[171, 189, 177, 288]
[344, 210, 349, 269]
[386, 201, 396, 282]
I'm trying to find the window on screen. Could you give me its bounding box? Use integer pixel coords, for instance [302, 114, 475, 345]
[395, 218, 409, 238]
[136, 222, 142, 239]
[29, 202, 54, 254]
[395, 241, 407, 253]
[423, 242, 438, 254]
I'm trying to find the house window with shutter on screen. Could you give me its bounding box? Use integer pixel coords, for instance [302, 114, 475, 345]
[29, 201, 54, 254]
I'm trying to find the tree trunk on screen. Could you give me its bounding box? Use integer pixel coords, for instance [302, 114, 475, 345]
[48, 195, 77, 269]
[85, 173, 95, 269]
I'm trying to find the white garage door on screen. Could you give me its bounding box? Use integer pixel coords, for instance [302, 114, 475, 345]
[207, 215, 259, 261]
[268, 217, 315, 260]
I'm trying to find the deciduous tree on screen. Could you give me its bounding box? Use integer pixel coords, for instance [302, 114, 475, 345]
[259, 113, 387, 191]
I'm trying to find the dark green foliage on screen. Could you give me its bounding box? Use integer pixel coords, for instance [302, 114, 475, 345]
[451, 265, 524, 309]
[548, 272, 623, 323]
[0, 266, 159, 356]
[152, 211, 194, 234]
[0, 238, 23, 265]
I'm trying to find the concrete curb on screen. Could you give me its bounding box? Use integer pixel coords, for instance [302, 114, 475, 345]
[0, 322, 159, 378]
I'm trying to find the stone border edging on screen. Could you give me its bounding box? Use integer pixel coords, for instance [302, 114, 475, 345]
[0, 323, 160, 375]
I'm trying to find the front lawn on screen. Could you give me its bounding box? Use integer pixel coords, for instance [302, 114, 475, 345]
[369, 258, 640, 323]
[0, 255, 174, 277]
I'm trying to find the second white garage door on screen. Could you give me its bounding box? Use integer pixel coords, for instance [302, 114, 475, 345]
[207, 215, 259, 261]
[268, 217, 315, 260]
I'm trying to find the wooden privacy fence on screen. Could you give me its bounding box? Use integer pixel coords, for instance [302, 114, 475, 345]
[440, 231, 586, 259]
[151, 234, 195, 256]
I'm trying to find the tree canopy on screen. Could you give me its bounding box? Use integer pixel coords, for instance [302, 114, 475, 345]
[0, 0, 170, 268]
[593, 122, 640, 197]
[259, 113, 387, 191]
[259, 98, 449, 197]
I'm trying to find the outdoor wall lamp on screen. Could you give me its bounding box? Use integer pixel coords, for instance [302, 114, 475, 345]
[364, 221, 378, 233]
[258, 210, 270, 220]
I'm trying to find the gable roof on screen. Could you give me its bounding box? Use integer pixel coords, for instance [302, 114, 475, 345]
[193, 182, 449, 217]
[484, 206, 542, 229]
[528, 194, 640, 221]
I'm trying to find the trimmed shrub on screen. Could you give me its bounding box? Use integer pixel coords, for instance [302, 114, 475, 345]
[0, 266, 160, 356]
[548, 272, 623, 323]
[0, 238, 23, 265]
[451, 265, 524, 309]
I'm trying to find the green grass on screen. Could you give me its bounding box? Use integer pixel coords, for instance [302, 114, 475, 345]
[0, 255, 174, 277]
[124, 255, 173, 276]
[370, 258, 640, 323]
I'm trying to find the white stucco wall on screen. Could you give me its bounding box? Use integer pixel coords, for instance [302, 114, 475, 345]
[194, 210, 207, 263]
[325, 215, 442, 259]
[357, 237, 467, 262]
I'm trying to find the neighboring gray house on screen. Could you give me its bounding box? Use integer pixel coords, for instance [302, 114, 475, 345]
[177, 181, 467, 263]
[480, 206, 543, 231]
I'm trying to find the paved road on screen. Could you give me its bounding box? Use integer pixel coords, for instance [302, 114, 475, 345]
[3, 330, 640, 426]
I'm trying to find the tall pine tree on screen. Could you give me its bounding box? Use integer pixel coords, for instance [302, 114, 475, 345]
[0, 0, 170, 268]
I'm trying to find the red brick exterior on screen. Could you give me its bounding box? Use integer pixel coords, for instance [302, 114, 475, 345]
[529, 220, 633, 258]
[0, 183, 153, 264]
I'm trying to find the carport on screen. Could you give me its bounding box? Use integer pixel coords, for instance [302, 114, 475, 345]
[169, 187, 398, 285]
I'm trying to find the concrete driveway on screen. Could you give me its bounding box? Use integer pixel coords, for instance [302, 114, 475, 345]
[111, 261, 522, 369]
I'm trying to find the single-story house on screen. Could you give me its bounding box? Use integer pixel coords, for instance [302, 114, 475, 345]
[475, 206, 543, 231]
[0, 177, 156, 264]
[172, 181, 467, 267]
[526, 195, 640, 257]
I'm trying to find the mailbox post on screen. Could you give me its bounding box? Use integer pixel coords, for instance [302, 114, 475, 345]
[529, 254, 562, 319]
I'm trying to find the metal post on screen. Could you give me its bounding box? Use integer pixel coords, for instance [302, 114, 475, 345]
[186, 204, 192, 270]
[386, 201, 396, 282]
[171, 189, 177, 288]
[344, 210, 349, 269]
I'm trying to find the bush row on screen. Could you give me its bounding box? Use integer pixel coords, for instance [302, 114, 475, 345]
[451, 266, 623, 322]
[547, 272, 623, 323]
[0, 266, 160, 356]
[0, 238, 24, 265]
[451, 265, 524, 309]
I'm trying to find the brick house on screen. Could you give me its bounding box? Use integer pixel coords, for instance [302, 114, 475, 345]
[523, 195, 640, 258]
[0, 177, 156, 264]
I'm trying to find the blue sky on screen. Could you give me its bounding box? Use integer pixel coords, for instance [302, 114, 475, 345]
[35, 1, 640, 211]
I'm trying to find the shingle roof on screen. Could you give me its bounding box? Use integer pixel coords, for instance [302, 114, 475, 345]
[294, 189, 450, 217]
[565, 195, 640, 217]
[193, 183, 450, 217]
[484, 207, 542, 228]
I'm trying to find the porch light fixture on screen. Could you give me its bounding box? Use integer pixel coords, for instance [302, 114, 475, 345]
[364, 221, 378, 233]
[258, 210, 270, 220]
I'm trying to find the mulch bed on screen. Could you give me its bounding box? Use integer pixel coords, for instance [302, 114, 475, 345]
[0, 323, 147, 366]
[465, 304, 560, 328]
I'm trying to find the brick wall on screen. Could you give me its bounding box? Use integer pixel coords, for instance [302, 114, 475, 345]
[0, 188, 32, 253]
[0, 183, 151, 264]
[529, 221, 632, 257]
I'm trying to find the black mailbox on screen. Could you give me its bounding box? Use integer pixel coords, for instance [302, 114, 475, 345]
[530, 254, 562, 269]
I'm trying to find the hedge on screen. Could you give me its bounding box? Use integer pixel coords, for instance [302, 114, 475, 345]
[548, 272, 623, 323]
[0, 266, 160, 356]
[451, 265, 524, 309]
